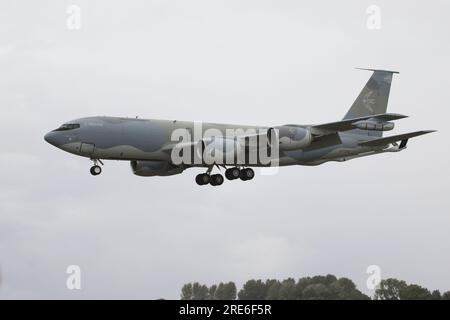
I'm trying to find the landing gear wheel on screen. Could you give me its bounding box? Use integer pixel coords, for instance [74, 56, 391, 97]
[195, 173, 211, 185]
[210, 174, 224, 186]
[90, 165, 102, 176]
[240, 168, 254, 181]
[225, 167, 240, 180]
[245, 168, 254, 180]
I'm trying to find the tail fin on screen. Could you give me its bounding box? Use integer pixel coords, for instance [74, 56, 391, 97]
[344, 68, 399, 137]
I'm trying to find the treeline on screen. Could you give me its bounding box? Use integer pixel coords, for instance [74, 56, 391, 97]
[181, 282, 237, 300]
[374, 278, 450, 300]
[180, 275, 450, 300]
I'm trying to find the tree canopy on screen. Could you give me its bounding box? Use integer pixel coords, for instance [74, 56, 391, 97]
[181, 281, 236, 300]
[374, 278, 449, 300]
[181, 275, 450, 300]
[237, 275, 369, 300]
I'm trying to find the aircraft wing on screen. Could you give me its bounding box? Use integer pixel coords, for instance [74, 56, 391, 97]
[310, 113, 407, 135]
[358, 130, 436, 147]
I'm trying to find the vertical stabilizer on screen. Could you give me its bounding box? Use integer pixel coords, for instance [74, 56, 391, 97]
[343, 68, 399, 136]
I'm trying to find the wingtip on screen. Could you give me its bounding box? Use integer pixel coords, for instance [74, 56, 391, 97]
[387, 113, 409, 119]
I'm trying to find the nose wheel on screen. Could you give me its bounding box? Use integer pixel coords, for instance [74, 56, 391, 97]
[90, 165, 102, 176]
[90, 159, 104, 176]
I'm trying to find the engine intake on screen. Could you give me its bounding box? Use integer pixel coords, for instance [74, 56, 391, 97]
[130, 160, 184, 177]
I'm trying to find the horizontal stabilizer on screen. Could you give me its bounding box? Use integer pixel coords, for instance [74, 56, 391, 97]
[311, 113, 407, 135]
[358, 130, 436, 147]
[355, 67, 399, 74]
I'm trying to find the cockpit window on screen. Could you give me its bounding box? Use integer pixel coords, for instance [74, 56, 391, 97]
[53, 123, 80, 131]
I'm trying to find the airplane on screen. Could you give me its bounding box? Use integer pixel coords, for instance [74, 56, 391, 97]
[44, 68, 435, 186]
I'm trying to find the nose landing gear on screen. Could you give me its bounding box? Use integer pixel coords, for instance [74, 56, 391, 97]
[90, 165, 102, 176]
[90, 159, 104, 176]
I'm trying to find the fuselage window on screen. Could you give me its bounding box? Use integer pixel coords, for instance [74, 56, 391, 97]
[53, 123, 80, 131]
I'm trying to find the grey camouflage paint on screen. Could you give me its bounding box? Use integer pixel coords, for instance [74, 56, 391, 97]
[44, 69, 433, 176]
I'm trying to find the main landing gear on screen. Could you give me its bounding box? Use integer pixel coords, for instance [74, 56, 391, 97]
[90, 159, 104, 176]
[195, 173, 224, 186]
[195, 166, 223, 186]
[238, 168, 255, 181]
[195, 166, 254, 186]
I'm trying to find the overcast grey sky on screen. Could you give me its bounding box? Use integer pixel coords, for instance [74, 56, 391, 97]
[0, 0, 449, 299]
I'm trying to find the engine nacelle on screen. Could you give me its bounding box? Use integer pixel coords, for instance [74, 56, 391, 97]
[353, 120, 394, 131]
[130, 160, 184, 177]
[277, 126, 313, 151]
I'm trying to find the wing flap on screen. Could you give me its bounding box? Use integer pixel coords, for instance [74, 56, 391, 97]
[358, 130, 436, 147]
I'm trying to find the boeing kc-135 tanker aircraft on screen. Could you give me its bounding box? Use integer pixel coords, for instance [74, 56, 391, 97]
[44, 69, 434, 186]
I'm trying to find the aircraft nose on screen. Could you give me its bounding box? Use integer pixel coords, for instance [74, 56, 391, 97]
[44, 131, 57, 146]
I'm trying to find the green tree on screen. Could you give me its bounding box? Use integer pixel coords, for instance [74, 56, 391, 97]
[374, 279, 437, 300]
[374, 278, 408, 300]
[400, 284, 432, 300]
[278, 278, 297, 299]
[265, 280, 281, 300]
[238, 279, 267, 300]
[295, 275, 337, 299]
[296, 277, 313, 299]
[329, 277, 369, 300]
[302, 283, 330, 299]
[294, 274, 368, 300]
[315, 274, 338, 286]
[441, 291, 450, 300]
[208, 284, 217, 300]
[431, 290, 441, 300]
[181, 283, 193, 300]
[181, 276, 445, 301]
[192, 282, 209, 300]
[215, 282, 237, 300]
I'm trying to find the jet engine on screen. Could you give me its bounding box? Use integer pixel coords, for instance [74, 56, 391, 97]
[277, 126, 313, 151]
[353, 120, 394, 131]
[130, 160, 184, 177]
